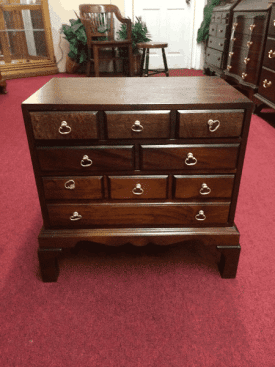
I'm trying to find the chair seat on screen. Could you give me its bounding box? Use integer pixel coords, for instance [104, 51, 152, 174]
[92, 39, 132, 46]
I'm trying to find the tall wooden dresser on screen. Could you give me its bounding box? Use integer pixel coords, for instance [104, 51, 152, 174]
[204, 0, 241, 77]
[22, 77, 253, 282]
[224, 0, 275, 99]
[254, 3, 275, 112]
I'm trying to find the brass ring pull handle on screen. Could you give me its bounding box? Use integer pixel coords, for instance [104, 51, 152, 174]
[131, 120, 144, 133]
[199, 183, 211, 196]
[249, 24, 256, 31]
[59, 121, 72, 135]
[81, 155, 93, 167]
[185, 153, 197, 166]
[244, 57, 250, 64]
[195, 210, 206, 221]
[247, 41, 253, 48]
[64, 179, 76, 190]
[208, 119, 220, 132]
[268, 50, 275, 59]
[132, 183, 144, 195]
[70, 212, 82, 221]
[263, 79, 272, 88]
[242, 72, 247, 80]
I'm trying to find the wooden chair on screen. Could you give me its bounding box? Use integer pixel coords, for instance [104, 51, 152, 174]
[79, 4, 134, 77]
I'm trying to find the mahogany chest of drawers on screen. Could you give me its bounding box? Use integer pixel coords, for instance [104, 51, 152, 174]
[22, 77, 253, 282]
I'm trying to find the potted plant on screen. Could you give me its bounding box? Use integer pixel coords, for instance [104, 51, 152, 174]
[61, 17, 88, 73]
[117, 16, 151, 75]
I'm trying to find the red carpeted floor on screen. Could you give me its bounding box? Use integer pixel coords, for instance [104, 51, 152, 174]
[0, 71, 275, 367]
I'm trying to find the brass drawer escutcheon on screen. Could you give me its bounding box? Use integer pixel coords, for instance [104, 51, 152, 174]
[263, 79, 272, 88]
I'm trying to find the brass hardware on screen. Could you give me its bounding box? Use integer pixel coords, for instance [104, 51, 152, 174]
[247, 41, 253, 48]
[199, 184, 211, 196]
[58, 121, 71, 135]
[232, 37, 236, 42]
[208, 119, 220, 132]
[132, 183, 144, 195]
[249, 24, 256, 31]
[244, 57, 250, 64]
[263, 79, 272, 88]
[195, 210, 206, 221]
[268, 50, 275, 59]
[70, 212, 82, 221]
[185, 153, 197, 166]
[81, 155, 93, 167]
[64, 179, 76, 190]
[219, 29, 223, 33]
[227, 65, 232, 71]
[242, 73, 247, 80]
[219, 43, 223, 47]
[233, 22, 238, 30]
[131, 120, 144, 133]
[229, 52, 234, 57]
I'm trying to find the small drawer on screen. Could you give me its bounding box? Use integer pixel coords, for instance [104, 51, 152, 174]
[258, 68, 275, 104]
[177, 109, 244, 138]
[215, 13, 222, 23]
[205, 49, 223, 68]
[262, 38, 275, 71]
[38, 146, 134, 172]
[30, 111, 99, 139]
[209, 23, 217, 37]
[141, 144, 239, 171]
[208, 36, 227, 52]
[43, 176, 103, 200]
[216, 24, 229, 39]
[105, 111, 170, 139]
[108, 175, 168, 199]
[47, 203, 231, 227]
[268, 6, 275, 37]
[174, 175, 235, 200]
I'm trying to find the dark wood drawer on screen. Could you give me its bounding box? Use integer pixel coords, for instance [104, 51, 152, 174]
[37, 146, 134, 172]
[30, 111, 99, 140]
[233, 13, 267, 35]
[208, 36, 228, 52]
[216, 24, 229, 39]
[205, 49, 223, 68]
[262, 38, 275, 71]
[141, 144, 239, 171]
[174, 175, 235, 200]
[47, 202, 231, 227]
[108, 175, 168, 199]
[258, 68, 275, 104]
[43, 176, 103, 200]
[177, 110, 244, 138]
[105, 111, 170, 139]
[209, 23, 217, 37]
[230, 33, 263, 53]
[268, 6, 275, 37]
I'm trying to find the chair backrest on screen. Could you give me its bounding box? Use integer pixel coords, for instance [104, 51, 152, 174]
[79, 4, 131, 44]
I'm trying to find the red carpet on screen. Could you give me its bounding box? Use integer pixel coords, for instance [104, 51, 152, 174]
[0, 71, 275, 366]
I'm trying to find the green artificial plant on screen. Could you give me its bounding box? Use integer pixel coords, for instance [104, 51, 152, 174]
[197, 0, 221, 43]
[62, 18, 88, 64]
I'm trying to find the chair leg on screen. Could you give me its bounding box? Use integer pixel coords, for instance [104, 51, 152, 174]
[162, 48, 169, 77]
[128, 45, 134, 77]
[86, 48, 92, 77]
[93, 46, 100, 77]
[140, 49, 146, 77]
[112, 47, 117, 74]
[145, 49, 150, 77]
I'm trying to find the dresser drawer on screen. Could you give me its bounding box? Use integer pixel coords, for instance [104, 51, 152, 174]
[233, 13, 266, 35]
[258, 68, 275, 104]
[43, 176, 103, 200]
[230, 33, 263, 53]
[47, 203, 231, 227]
[141, 144, 239, 171]
[108, 175, 168, 199]
[177, 110, 244, 138]
[208, 36, 228, 52]
[262, 38, 275, 70]
[174, 175, 234, 200]
[209, 23, 217, 37]
[30, 111, 99, 140]
[205, 49, 223, 68]
[38, 146, 134, 172]
[105, 111, 170, 139]
[216, 24, 229, 39]
[268, 6, 275, 37]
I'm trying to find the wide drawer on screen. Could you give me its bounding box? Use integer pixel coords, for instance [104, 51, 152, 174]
[47, 203, 231, 227]
[141, 144, 239, 171]
[174, 175, 235, 200]
[30, 111, 99, 140]
[43, 176, 103, 200]
[108, 175, 168, 199]
[208, 36, 227, 52]
[37, 146, 134, 172]
[258, 68, 275, 104]
[233, 13, 267, 35]
[177, 110, 244, 138]
[262, 38, 275, 71]
[205, 48, 223, 68]
[105, 111, 170, 139]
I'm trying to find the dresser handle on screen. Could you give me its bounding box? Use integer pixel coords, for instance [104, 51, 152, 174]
[64, 179, 76, 190]
[58, 121, 71, 135]
[195, 210, 206, 221]
[185, 153, 197, 166]
[244, 57, 250, 65]
[233, 22, 238, 30]
[81, 155, 93, 167]
[208, 119, 220, 132]
[132, 183, 144, 195]
[263, 79, 272, 88]
[232, 37, 236, 42]
[247, 41, 253, 48]
[268, 50, 275, 59]
[229, 52, 234, 57]
[227, 65, 232, 71]
[249, 24, 256, 31]
[131, 120, 144, 133]
[199, 183, 211, 196]
[70, 212, 82, 221]
[242, 73, 247, 80]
